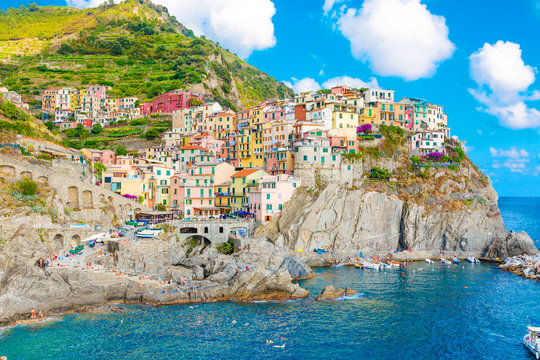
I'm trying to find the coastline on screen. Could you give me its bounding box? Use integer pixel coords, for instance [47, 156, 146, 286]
[0, 254, 518, 331]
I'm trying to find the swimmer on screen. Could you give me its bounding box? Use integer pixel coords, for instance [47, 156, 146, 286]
[244, 322, 249, 326]
[232, 320, 237, 324]
[273, 344, 285, 349]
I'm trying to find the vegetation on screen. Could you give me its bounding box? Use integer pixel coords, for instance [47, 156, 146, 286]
[216, 240, 234, 255]
[379, 125, 404, 156]
[369, 167, 392, 180]
[13, 178, 39, 196]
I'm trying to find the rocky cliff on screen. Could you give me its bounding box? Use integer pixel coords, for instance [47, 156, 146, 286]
[259, 146, 537, 259]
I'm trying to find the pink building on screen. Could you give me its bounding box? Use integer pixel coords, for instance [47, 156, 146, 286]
[170, 174, 217, 218]
[330, 136, 359, 154]
[140, 89, 204, 115]
[248, 174, 301, 222]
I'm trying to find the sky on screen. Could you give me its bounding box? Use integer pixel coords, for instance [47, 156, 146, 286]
[3, 0, 540, 196]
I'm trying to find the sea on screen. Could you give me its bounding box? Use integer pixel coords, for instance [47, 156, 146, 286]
[0, 197, 539, 359]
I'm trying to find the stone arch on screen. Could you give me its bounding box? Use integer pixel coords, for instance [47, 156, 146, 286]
[67, 186, 79, 208]
[180, 227, 198, 234]
[204, 226, 209, 234]
[71, 234, 81, 247]
[0, 165, 16, 177]
[54, 233, 64, 250]
[20, 171, 32, 179]
[125, 203, 132, 212]
[184, 235, 212, 247]
[82, 190, 93, 209]
[37, 176, 48, 185]
[219, 226, 224, 234]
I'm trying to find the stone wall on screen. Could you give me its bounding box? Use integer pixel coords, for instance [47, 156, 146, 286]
[0, 153, 150, 225]
[294, 161, 363, 188]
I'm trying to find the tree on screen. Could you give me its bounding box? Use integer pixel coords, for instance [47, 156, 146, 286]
[110, 42, 123, 56]
[91, 123, 103, 135]
[28, 3, 39, 11]
[115, 145, 127, 156]
[93, 162, 106, 179]
[156, 203, 166, 211]
[44, 121, 54, 130]
[143, 128, 160, 141]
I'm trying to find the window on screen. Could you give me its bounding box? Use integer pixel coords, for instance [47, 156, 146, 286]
[303, 155, 307, 161]
[157, 170, 161, 175]
[266, 194, 270, 200]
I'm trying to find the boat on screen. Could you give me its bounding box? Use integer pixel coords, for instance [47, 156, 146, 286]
[135, 228, 163, 238]
[425, 259, 434, 264]
[362, 262, 381, 271]
[523, 320, 540, 359]
[466, 257, 481, 263]
[452, 257, 461, 264]
[441, 258, 451, 265]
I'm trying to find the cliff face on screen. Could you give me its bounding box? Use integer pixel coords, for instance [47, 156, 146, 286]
[259, 157, 537, 259]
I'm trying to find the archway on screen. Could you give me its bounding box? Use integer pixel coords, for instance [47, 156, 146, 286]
[82, 190, 93, 209]
[184, 235, 212, 256]
[71, 234, 81, 247]
[0, 165, 16, 177]
[37, 176, 48, 184]
[54, 233, 64, 250]
[20, 171, 32, 179]
[180, 227, 198, 234]
[204, 226, 209, 234]
[219, 226, 224, 234]
[67, 186, 79, 209]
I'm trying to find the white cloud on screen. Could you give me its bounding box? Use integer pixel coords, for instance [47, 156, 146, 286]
[469, 41, 540, 129]
[323, 0, 346, 15]
[336, 0, 454, 80]
[284, 75, 379, 94]
[489, 147, 529, 159]
[284, 78, 322, 93]
[489, 146, 532, 174]
[322, 75, 378, 89]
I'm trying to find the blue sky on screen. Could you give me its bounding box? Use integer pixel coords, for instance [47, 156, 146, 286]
[3, 0, 540, 196]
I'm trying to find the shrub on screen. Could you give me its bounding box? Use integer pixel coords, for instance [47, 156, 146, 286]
[216, 240, 234, 255]
[14, 178, 39, 196]
[357, 124, 372, 134]
[142, 127, 160, 141]
[369, 167, 392, 180]
[410, 155, 422, 164]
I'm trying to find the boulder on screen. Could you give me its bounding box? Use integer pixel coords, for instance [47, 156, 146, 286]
[315, 285, 356, 301]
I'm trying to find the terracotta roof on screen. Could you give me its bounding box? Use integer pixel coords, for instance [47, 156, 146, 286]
[231, 168, 262, 178]
[179, 146, 206, 151]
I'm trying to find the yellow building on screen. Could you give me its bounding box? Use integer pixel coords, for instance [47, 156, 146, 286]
[332, 104, 359, 130]
[230, 168, 268, 211]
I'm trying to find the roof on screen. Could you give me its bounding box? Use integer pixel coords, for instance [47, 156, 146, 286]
[231, 168, 262, 178]
[179, 146, 206, 151]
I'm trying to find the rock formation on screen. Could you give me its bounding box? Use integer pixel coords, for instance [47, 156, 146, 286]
[315, 285, 357, 301]
[259, 156, 538, 259]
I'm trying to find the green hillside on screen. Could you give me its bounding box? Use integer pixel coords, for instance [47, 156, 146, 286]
[0, 0, 293, 110]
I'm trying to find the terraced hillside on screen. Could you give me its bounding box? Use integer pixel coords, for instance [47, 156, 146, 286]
[0, 0, 293, 110]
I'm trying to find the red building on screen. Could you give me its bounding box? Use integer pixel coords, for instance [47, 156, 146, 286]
[140, 89, 204, 115]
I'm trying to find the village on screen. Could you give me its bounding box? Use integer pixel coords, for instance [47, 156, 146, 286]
[3, 84, 452, 223]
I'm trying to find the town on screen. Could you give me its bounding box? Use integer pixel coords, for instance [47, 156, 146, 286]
[3, 84, 452, 223]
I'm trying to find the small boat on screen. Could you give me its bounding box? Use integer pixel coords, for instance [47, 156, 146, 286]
[523, 320, 540, 359]
[362, 262, 381, 271]
[425, 259, 434, 264]
[441, 258, 451, 265]
[452, 257, 460, 264]
[135, 229, 163, 238]
[466, 257, 481, 263]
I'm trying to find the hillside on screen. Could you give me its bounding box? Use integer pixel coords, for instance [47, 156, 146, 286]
[0, 95, 58, 141]
[0, 0, 293, 110]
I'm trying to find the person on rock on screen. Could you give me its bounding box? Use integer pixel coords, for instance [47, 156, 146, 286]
[30, 308, 36, 319]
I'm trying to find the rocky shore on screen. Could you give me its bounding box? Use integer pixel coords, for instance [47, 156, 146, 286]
[0, 223, 312, 327]
[499, 254, 540, 281]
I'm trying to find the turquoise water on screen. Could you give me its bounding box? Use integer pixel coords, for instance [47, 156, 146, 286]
[500, 197, 540, 246]
[1, 263, 539, 359]
[1, 197, 539, 359]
